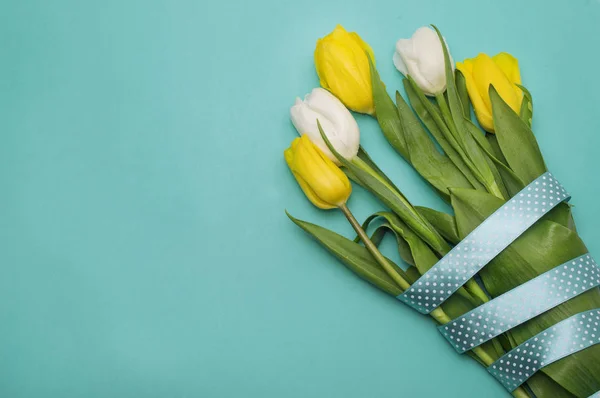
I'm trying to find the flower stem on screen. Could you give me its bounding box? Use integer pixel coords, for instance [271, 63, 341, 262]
[339, 203, 410, 291]
[465, 279, 490, 304]
[512, 387, 532, 398]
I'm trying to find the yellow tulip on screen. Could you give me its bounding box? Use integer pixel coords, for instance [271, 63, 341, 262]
[284, 135, 352, 209]
[314, 25, 375, 115]
[457, 52, 522, 132]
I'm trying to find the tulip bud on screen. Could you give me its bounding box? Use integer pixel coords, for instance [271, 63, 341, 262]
[314, 25, 375, 115]
[284, 135, 352, 210]
[393, 26, 454, 96]
[457, 53, 522, 132]
[290, 88, 360, 165]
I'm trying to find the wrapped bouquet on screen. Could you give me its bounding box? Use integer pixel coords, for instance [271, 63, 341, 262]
[284, 25, 600, 397]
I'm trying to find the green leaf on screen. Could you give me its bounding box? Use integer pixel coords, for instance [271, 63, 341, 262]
[463, 119, 525, 197]
[431, 25, 466, 146]
[455, 69, 470, 119]
[490, 86, 547, 184]
[396, 91, 473, 199]
[362, 220, 416, 267]
[404, 78, 484, 191]
[486, 134, 509, 166]
[518, 84, 534, 129]
[543, 202, 577, 232]
[405, 266, 421, 284]
[526, 372, 577, 398]
[432, 25, 505, 199]
[371, 212, 439, 276]
[462, 120, 510, 199]
[368, 224, 389, 248]
[415, 206, 460, 244]
[318, 122, 451, 256]
[450, 188, 600, 397]
[369, 57, 408, 160]
[431, 25, 467, 144]
[357, 147, 401, 193]
[287, 212, 404, 296]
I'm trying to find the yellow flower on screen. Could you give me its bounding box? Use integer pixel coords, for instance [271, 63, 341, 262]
[314, 25, 375, 115]
[457, 52, 522, 132]
[284, 135, 352, 209]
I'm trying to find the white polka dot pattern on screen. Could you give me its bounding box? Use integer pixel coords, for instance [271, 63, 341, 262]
[440, 254, 600, 353]
[488, 309, 600, 392]
[397, 172, 570, 314]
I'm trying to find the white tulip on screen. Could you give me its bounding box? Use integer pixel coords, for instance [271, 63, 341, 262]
[393, 26, 455, 96]
[290, 88, 360, 164]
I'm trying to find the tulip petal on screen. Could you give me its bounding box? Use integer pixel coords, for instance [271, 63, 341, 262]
[406, 59, 437, 96]
[393, 51, 409, 76]
[292, 171, 337, 209]
[473, 54, 520, 113]
[493, 52, 522, 100]
[457, 60, 494, 132]
[493, 52, 521, 85]
[349, 31, 375, 64]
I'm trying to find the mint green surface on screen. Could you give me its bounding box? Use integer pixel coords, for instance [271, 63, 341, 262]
[1, 0, 600, 397]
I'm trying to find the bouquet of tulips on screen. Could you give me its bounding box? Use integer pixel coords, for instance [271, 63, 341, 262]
[284, 25, 600, 398]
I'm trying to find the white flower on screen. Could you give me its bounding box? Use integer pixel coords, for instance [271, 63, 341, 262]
[393, 26, 454, 96]
[290, 88, 360, 164]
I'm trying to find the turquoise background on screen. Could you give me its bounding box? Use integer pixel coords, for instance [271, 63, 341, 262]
[1, 0, 600, 397]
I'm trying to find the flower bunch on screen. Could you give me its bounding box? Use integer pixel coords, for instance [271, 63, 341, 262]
[283, 25, 600, 398]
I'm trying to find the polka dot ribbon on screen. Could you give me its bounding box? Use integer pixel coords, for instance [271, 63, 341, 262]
[488, 309, 600, 392]
[439, 254, 600, 353]
[397, 172, 570, 314]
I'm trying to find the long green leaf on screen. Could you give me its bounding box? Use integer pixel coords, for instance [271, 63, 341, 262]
[415, 206, 460, 244]
[372, 212, 439, 276]
[455, 69, 470, 119]
[527, 372, 577, 398]
[450, 188, 600, 397]
[544, 203, 577, 232]
[518, 84, 534, 129]
[369, 224, 390, 248]
[287, 213, 404, 296]
[404, 78, 484, 191]
[396, 91, 473, 199]
[463, 118, 525, 197]
[357, 147, 401, 193]
[405, 266, 421, 284]
[486, 134, 509, 166]
[369, 57, 408, 160]
[490, 86, 547, 184]
[361, 220, 416, 267]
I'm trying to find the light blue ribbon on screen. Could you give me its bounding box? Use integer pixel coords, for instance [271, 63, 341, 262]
[397, 172, 570, 314]
[488, 309, 600, 392]
[439, 254, 600, 353]
[390, 171, 600, 395]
